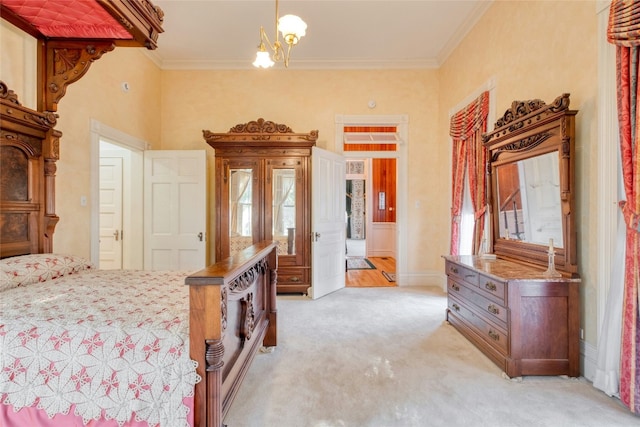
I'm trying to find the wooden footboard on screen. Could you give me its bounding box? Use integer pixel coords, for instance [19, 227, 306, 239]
[186, 241, 278, 427]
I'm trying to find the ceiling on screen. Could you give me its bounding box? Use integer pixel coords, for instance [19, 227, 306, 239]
[147, 0, 493, 70]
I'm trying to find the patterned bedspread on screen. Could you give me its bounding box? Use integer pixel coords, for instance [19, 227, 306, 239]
[0, 269, 201, 427]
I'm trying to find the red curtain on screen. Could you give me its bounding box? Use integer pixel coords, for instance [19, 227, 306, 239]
[449, 91, 490, 255]
[608, 0, 640, 414]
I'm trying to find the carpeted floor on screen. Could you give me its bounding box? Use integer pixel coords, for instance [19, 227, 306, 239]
[223, 286, 638, 426]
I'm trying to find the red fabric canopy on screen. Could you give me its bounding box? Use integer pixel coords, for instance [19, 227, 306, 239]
[2, 0, 132, 39]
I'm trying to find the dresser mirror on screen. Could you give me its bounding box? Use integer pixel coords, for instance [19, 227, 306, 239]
[495, 150, 563, 247]
[483, 93, 578, 276]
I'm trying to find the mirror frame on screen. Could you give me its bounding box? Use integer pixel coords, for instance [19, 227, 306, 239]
[483, 93, 579, 276]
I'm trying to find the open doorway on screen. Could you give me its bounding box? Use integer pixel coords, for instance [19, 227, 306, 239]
[90, 120, 146, 269]
[340, 118, 403, 287]
[345, 156, 397, 287]
[345, 154, 398, 287]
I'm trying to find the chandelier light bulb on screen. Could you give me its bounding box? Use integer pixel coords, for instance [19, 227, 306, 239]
[253, 50, 275, 68]
[278, 14, 307, 45]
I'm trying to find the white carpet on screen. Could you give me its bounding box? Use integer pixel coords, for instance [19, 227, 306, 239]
[223, 286, 638, 427]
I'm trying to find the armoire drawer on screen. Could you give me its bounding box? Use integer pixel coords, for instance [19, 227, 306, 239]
[277, 269, 307, 285]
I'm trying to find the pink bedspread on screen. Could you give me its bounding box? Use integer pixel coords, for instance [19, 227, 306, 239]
[0, 270, 200, 427]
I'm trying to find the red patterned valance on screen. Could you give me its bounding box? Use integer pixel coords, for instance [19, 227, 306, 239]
[449, 91, 490, 140]
[608, 0, 640, 46]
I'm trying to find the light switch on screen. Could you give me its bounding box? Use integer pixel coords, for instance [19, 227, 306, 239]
[80, 196, 87, 206]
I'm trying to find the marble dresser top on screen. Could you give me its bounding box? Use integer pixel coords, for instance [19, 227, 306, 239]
[443, 255, 581, 283]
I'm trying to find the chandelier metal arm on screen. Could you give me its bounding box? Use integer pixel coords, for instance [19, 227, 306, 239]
[258, 26, 284, 62]
[253, 0, 305, 68]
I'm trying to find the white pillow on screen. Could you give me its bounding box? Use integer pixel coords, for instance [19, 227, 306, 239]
[0, 253, 94, 289]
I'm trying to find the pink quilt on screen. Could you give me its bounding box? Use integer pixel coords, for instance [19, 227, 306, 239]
[0, 268, 200, 427]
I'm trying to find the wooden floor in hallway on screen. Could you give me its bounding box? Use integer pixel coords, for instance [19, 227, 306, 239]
[345, 256, 396, 287]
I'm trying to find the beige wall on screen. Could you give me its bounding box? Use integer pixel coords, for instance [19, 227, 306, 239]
[438, 0, 598, 344]
[159, 68, 440, 272]
[54, 48, 162, 257]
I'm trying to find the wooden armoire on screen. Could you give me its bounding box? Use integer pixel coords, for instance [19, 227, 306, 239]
[203, 119, 318, 294]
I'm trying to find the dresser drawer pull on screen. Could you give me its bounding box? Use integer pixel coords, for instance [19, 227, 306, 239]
[290, 277, 300, 282]
[488, 330, 500, 341]
[465, 274, 476, 279]
[485, 281, 497, 292]
[452, 303, 460, 312]
[487, 304, 500, 315]
[451, 284, 460, 292]
[450, 267, 459, 274]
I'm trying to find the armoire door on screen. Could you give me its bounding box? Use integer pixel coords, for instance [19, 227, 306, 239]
[265, 158, 306, 269]
[217, 158, 262, 260]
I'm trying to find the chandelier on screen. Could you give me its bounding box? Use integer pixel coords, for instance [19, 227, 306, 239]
[252, 0, 307, 68]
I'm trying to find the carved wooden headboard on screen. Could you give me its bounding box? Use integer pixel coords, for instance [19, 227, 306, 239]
[0, 1, 164, 258]
[0, 82, 59, 258]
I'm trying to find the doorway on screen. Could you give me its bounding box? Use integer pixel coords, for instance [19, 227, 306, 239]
[345, 157, 398, 287]
[337, 114, 407, 286]
[90, 120, 146, 269]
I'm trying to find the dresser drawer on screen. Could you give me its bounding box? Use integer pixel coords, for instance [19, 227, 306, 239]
[447, 278, 476, 303]
[468, 290, 508, 326]
[445, 261, 479, 287]
[448, 295, 509, 355]
[478, 274, 506, 303]
[449, 277, 508, 327]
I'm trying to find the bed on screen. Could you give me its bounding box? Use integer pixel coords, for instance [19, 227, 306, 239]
[0, 82, 278, 427]
[1, 2, 278, 426]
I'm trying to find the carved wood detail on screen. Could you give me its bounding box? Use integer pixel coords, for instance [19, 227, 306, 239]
[221, 287, 228, 331]
[483, 93, 571, 144]
[230, 118, 293, 134]
[204, 339, 225, 372]
[1, 81, 59, 256]
[490, 131, 553, 162]
[0, 81, 19, 105]
[44, 41, 116, 112]
[203, 118, 319, 143]
[240, 293, 256, 341]
[1, 82, 58, 129]
[228, 258, 269, 293]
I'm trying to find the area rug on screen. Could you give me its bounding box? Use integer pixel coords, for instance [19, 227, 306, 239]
[346, 257, 376, 270]
[382, 271, 396, 282]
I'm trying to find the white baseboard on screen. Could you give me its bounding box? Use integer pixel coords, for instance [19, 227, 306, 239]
[581, 340, 598, 382]
[398, 271, 447, 290]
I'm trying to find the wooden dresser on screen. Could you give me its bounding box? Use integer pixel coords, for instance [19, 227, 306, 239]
[444, 255, 581, 378]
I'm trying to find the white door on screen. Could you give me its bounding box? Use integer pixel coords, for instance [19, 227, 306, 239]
[99, 157, 123, 269]
[144, 150, 207, 271]
[311, 146, 346, 299]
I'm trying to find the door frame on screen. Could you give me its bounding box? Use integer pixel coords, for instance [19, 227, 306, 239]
[335, 114, 408, 285]
[90, 119, 148, 268]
